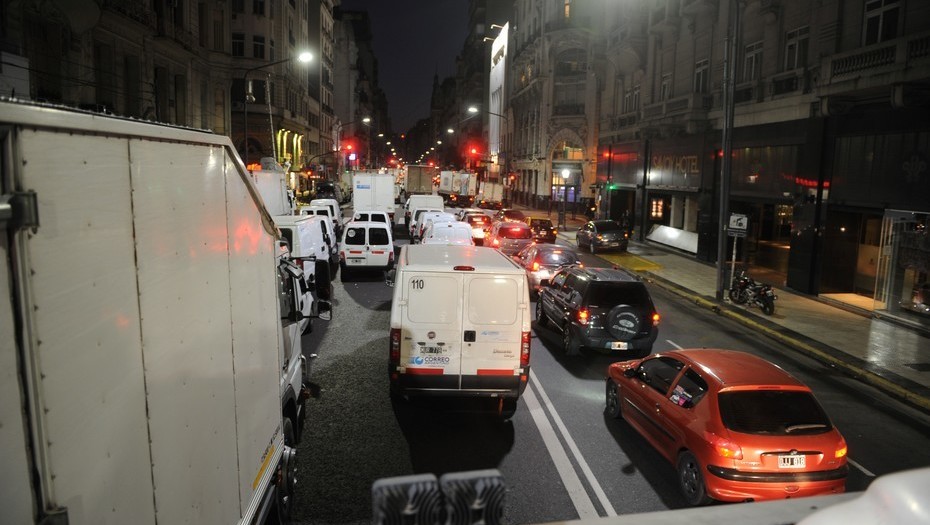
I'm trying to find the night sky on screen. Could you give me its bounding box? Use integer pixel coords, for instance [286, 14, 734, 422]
[339, 0, 470, 133]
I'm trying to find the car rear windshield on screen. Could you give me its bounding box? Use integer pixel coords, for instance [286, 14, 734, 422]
[467, 215, 488, 226]
[585, 282, 650, 308]
[718, 391, 833, 435]
[537, 251, 578, 267]
[530, 219, 553, 228]
[501, 226, 532, 239]
[595, 221, 622, 232]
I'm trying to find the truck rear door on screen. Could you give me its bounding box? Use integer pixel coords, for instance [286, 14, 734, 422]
[460, 273, 524, 393]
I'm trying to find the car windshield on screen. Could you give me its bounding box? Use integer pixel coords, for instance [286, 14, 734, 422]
[537, 250, 578, 267]
[585, 282, 650, 308]
[718, 391, 833, 435]
[500, 226, 532, 239]
[595, 221, 622, 232]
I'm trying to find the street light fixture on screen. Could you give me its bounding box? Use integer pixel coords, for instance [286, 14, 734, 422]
[242, 51, 313, 167]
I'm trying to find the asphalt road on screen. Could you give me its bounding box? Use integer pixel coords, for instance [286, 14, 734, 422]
[289, 220, 930, 525]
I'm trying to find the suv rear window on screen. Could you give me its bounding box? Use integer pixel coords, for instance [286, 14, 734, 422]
[718, 391, 832, 435]
[585, 282, 650, 308]
[530, 219, 553, 228]
[500, 226, 532, 239]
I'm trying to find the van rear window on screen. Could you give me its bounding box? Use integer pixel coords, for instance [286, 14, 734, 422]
[467, 277, 518, 324]
[344, 227, 366, 245]
[369, 228, 390, 245]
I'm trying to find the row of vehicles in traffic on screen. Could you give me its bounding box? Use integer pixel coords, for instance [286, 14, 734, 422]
[387, 195, 849, 508]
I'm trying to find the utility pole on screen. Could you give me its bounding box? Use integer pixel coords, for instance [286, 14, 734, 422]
[716, 0, 740, 301]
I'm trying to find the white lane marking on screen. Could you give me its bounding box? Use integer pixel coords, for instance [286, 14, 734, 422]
[666, 339, 683, 349]
[530, 370, 617, 517]
[523, 382, 598, 519]
[848, 458, 876, 477]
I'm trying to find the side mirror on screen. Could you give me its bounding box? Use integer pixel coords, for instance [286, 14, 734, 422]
[385, 269, 396, 287]
[623, 368, 637, 379]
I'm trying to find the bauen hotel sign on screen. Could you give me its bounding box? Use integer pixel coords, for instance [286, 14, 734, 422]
[651, 154, 700, 176]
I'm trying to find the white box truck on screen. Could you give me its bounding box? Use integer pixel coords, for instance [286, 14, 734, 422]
[404, 164, 437, 195]
[252, 158, 295, 215]
[353, 172, 397, 221]
[0, 100, 314, 525]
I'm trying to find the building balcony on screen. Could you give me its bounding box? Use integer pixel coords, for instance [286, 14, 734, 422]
[640, 93, 713, 135]
[680, 0, 718, 16]
[819, 30, 930, 97]
[602, 112, 639, 132]
[102, 0, 156, 29]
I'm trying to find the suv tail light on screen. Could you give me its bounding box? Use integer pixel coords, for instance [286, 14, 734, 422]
[531, 261, 540, 272]
[520, 331, 531, 367]
[651, 312, 660, 326]
[389, 328, 401, 365]
[339, 250, 345, 262]
[577, 308, 589, 325]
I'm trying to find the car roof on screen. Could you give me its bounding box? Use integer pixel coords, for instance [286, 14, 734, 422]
[400, 244, 524, 273]
[663, 349, 808, 389]
[344, 220, 391, 228]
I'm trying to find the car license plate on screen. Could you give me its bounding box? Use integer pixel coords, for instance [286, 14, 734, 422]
[778, 454, 805, 468]
[421, 346, 443, 354]
[609, 242, 620, 247]
[610, 341, 628, 350]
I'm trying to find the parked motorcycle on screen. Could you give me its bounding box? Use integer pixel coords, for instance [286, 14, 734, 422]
[728, 267, 777, 315]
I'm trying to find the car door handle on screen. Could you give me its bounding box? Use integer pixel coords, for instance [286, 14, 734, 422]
[463, 330, 476, 342]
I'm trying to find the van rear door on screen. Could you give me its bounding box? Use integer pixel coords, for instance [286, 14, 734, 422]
[460, 274, 524, 392]
[400, 272, 463, 390]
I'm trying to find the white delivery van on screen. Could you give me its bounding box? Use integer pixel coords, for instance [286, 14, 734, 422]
[408, 206, 445, 239]
[421, 221, 476, 246]
[297, 207, 340, 273]
[386, 245, 532, 419]
[340, 220, 395, 280]
[413, 211, 456, 243]
[309, 198, 343, 233]
[273, 214, 335, 303]
[403, 194, 444, 227]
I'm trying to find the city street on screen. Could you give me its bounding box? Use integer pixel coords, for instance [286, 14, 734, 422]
[291, 219, 930, 525]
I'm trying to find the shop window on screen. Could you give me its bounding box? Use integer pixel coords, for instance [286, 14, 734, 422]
[650, 199, 664, 220]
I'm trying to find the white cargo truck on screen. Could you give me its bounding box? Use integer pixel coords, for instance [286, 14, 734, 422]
[252, 158, 296, 215]
[404, 164, 438, 195]
[353, 171, 397, 221]
[0, 100, 315, 525]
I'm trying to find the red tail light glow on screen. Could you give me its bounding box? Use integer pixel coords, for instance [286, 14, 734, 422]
[835, 437, 848, 459]
[577, 309, 589, 325]
[707, 432, 743, 460]
[339, 251, 345, 262]
[652, 313, 660, 325]
[492, 238, 500, 246]
[389, 328, 401, 364]
[532, 261, 540, 272]
[520, 331, 531, 367]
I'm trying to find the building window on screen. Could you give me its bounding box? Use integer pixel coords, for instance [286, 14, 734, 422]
[743, 41, 763, 82]
[232, 0, 244, 13]
[693, 59, 709, 93]
[864, 0, 899, 45]
[253, 36, 265, 59]
[253, 0, 265, 16]
[270, 39, 275, 62]
[564, 0, 571, 19]
[659, 73, 672, 101]
[213, 14, 224, 52]
[232, 33, 245, 57]
[650, 199, 664, 220]
[784, 26, 809, 70]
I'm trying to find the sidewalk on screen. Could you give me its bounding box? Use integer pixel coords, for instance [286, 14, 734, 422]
[512, 203, 930, 414]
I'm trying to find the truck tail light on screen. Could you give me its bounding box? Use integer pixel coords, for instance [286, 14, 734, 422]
[389, 328, 401, 364]
[577, 309, 589, 325]
[520, 331, 531, 367]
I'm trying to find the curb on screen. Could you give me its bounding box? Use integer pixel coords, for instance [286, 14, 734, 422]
[640, 270, 930, 415]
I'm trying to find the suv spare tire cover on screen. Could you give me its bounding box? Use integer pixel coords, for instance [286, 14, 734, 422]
[607, 305, 640, 341]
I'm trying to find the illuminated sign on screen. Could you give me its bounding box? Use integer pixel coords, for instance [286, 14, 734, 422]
[651, 155, 699, 175]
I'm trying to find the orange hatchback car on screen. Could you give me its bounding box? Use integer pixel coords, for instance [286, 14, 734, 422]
[605, 349, 848, 506]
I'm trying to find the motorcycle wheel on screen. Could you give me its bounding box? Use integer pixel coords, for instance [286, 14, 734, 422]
[761, 297, 776, 315]
[729, 288, 747, 304]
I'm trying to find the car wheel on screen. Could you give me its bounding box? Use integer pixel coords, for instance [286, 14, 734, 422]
[677, 451, 712, 506]
[605, 379, 622, 419]
[562, 325, 579, 356]
[590, 242, 596, 255]
[606, 305, 641, 341]
[314, 260, 333, 300]
[498, 398, 517, 420]
[535, 300, 548, 328]
[274, 418, 299, 523]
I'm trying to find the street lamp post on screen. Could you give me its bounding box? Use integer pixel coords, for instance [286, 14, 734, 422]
[242, 51, 313, 167]
[716, 0, 740, 301]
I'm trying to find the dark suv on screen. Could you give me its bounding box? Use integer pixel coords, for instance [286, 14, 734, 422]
[536, 266, 659, 357]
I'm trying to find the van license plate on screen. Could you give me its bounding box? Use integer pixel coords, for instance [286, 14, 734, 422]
[421, 346, 443, 354]
[347, 258, 364, 265]
[610, 341, 628, 350]
[778, 455, 805, 468]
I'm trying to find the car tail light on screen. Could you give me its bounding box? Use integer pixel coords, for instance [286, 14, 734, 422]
[520, 331, 531, 367]
[389, 251, 395, 264]
[492, 238, 500, 247]
[835, 436, 848, 459]
[553, 229, 558, 235]
[389, 328, 401, 364]
[532, 261, 540, 272]
[339, 251, 345, 262]
[577, 309, 589, 325]
[706, 432, 743, 460]
[652, 313, 660, 325]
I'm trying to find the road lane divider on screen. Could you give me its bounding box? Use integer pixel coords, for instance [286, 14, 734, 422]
[529, 369, 617, 517]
